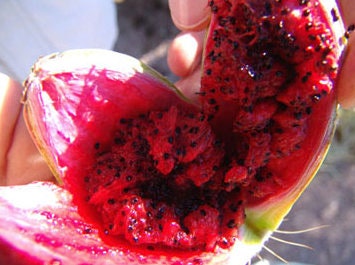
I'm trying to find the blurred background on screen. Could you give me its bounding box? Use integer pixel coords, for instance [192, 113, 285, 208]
[114, 1, 355, 264]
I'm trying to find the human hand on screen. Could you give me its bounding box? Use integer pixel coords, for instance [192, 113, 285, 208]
[0, 73, 53, 185]
[168, 0, 355, 109]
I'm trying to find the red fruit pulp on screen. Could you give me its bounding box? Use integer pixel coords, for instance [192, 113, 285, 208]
[20, 0, 345, 263]
[200, 0, 340, 207]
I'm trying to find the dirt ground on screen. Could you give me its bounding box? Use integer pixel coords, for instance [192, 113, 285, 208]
[114, 1, 355, 264]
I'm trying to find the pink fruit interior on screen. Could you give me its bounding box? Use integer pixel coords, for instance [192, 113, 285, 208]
[28, 0, 340, 258]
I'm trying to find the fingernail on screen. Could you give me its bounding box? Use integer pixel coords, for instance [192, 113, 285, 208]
[169, 0, 210, 31]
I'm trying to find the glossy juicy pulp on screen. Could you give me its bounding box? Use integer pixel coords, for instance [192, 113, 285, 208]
[201, 0, 340, 207]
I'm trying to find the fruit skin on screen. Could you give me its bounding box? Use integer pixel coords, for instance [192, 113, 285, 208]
[13, 0, 346, 264]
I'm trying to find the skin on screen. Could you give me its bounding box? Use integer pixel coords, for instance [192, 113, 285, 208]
[0, 0, 354, 185]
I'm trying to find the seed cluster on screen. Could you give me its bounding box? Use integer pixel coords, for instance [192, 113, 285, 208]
[85, 106, 245, 251]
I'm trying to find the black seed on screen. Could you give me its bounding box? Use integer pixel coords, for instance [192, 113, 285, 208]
[168, 136, 174, 144]
[83, 228, 93, 234]
[208, 98, 217, 105]
[131, 197, 139, 204]
[294, 112, 303, 120]
[305, 22, 313, 31]
[97, 169, 102, 175]
[227, 219, 236, 229]
[94, 142, 100, 150]
[276, 70, 283, 77]
[306, 106, 312, 115]
[255, 172, 265, 182]
[206, 69, 212, 75]
[301, 72, 312, 83]
[243, 105, 253, 113]
[218, 17, 228, 27]
[281, 8, 290, 15]
[229, 203, 240, 213]
[156, 207, 165, 220]
[331, 8, 340, 22]
[176, 148, 186, 157]
[199, 114, 205, 121]
[126, 175, 132, 182]
[214, 139, 222, 147]
[107, 198, 116, 205]
[120, 118, 128, 124]
[163, 153, 170, 159]
[156, 112, 163, 119]
[299, 0, 309, 5]
[114, 137, 125, 145]
[303, 9, 310, 17]
[189, 127, 199, 134]
[308, 34, 316, 41]
[200, 209, 207, 216]
[175, 127, 182, 135]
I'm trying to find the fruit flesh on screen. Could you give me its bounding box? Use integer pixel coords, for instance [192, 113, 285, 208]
[201, 0, 340, 206]
[20, 0, 345, 263]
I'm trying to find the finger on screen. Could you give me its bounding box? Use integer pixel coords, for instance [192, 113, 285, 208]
[0, 73, 53, 185]
[337, 33, 355, 109]
[6, 110, 54, 185]
[174, 68, 202, 103]
[0, 74, 22, 185]
[168, 30, 205, 77]
[169, 0, 210, 31]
